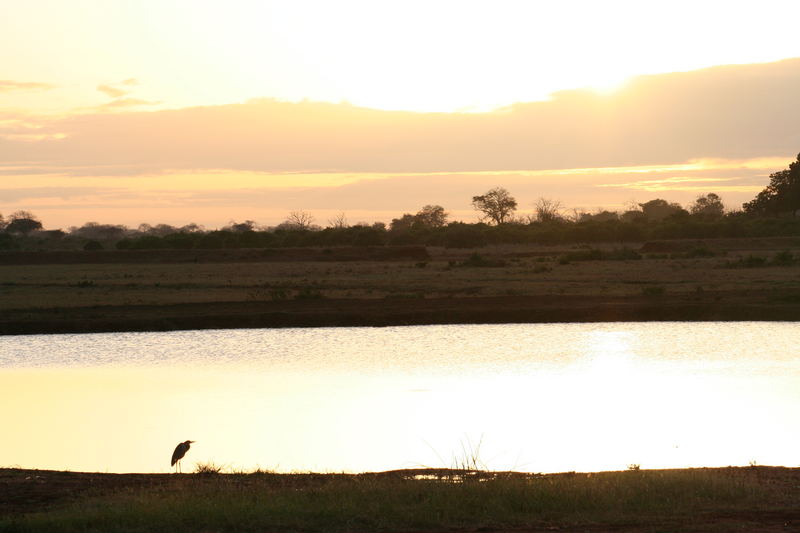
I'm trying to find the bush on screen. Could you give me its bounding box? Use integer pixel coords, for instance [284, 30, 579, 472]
[606, 248, 642, 260]
[458, 253, 507, 268]
[443, 223, 488, 248]
[724, 255, 767, 268]
[294, 288, 324, 300]
[771, 250, 796, 266]
[686, 247, 715, 258]
[0, 233, 19, 250]
[563, 249, 603, 261]
[642, 286, 665, 297]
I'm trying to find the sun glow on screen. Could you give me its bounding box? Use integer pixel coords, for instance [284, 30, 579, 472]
[4, 1, 800, 114]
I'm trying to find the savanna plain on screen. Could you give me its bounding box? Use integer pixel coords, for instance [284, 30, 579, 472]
[2, 236, 800, 334]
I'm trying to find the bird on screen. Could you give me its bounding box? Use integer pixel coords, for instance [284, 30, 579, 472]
[171, 440, 195, 473]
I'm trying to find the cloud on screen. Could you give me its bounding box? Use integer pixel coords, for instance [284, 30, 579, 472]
[0, 80, 55, 92]
[94, 79, 148, 107]
[597, 176, 762, 193]
[95, 97, 161, 110]
[97, 84, 128, 98]
[2, 58, 800, 179]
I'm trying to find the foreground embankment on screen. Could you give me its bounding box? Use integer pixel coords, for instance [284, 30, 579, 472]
[1, 467, 798, 532]
[2, 239, 800, 335]
[2, 292, 800, 335]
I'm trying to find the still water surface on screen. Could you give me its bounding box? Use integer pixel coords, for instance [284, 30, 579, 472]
[1, 322, 798, 473]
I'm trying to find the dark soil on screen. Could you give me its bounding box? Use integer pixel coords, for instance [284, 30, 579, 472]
[0, 246, 429, 265]
[2, 291, 799, 335]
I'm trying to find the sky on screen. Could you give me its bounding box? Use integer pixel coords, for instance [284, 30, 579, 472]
[2, 0, 800, 229]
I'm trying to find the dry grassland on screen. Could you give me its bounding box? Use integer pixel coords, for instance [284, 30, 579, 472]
[1, 239, 799, 333]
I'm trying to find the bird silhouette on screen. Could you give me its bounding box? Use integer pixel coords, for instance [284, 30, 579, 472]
[171, 440, 195, 473]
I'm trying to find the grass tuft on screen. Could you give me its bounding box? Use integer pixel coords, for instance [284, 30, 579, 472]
[194, 461, 224, 474]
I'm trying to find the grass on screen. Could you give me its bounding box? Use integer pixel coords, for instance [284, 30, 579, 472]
[0, 468, 769, 532]
[0, 242, 798, 311]
[457, 252, 507, 268]
[560, 247, 642, 262]
[194, 461, 225, 474]
[3, 239, 800, 331]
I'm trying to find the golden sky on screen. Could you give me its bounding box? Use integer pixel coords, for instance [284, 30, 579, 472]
[2, 0, 800, 228]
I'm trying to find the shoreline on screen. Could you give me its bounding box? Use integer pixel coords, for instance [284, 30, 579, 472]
[2, 292, 800, 335]
[3, 466, 799, 531]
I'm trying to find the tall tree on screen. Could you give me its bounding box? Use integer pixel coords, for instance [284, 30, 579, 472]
[472, 187, 517, 224]
[327, 212, 349, 229]
[280, 211, 316, 230]
[415, 205, 448, 228]
[690, 193, 724, 217]
[743, 153, 800, 215]
[389, 213, 416, 232]
[6, 211, 42, 234]
[534, 197, 563, 223]
[638, 199, 686, 221]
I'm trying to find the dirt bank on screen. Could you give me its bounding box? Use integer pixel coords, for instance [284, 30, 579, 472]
[1, 290, 799, 335]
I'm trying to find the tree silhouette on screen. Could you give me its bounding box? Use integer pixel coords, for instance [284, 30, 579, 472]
[389, 213, 416, 232]
[327, 212, 349, 229]
[472, 187, 517, 224]
[390, 205, 448, 231]
[534, 197, 563, 223]
[743, 153, 800, 216]
[6, 211, 42, 234]
[278, 211, 316, 231]
[415, 205, 448, 228]
[226, 220, 257, 232]
[638, 199, 686, 221]
[690, 193, 724, 217]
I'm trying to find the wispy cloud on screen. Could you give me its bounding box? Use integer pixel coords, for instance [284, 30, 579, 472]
[0, 80, 55, 92]
[96, 79, 139, 98]
[597, 176, 762, 193]
[97, 84, 128, 98]
[95, 97, 161, 110]
[93, 79, 153, 110]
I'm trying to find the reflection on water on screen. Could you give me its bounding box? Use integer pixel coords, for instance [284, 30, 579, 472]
[1, 322, 798, 473]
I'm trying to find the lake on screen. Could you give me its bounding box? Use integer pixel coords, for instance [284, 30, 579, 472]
[1, 322, 798, 474]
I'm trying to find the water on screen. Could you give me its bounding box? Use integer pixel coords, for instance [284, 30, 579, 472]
[1, 322, 798, 473]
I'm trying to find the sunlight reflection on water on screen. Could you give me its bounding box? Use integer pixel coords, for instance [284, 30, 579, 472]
[1, 322, 799, 473]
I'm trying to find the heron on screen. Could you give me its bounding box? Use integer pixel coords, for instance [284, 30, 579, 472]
[171, 440, 195, 473]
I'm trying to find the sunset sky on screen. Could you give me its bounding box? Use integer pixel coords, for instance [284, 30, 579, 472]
[2, 0, 800, 228]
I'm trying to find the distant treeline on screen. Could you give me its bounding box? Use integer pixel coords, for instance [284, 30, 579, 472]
[2, 209, 800, 252]
[111, 215, 800, 249]
[1, 153, 798, 251]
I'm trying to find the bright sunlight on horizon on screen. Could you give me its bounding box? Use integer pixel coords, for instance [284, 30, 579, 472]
[2, 0, 800, 227]
[4, 0, 800, 114]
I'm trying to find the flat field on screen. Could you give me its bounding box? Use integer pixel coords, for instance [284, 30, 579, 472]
[1, 238, 799, 334]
